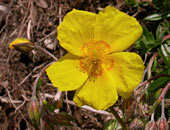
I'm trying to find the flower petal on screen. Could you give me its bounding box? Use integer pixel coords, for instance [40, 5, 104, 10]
[94, 6, 142, 52]
[57, 9, 97, 56]
[73, 67, 118, 110]
[46, 53, 88, 91]
[108, 52, 144, 98]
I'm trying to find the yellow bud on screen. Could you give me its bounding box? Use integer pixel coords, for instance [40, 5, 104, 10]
[9, 38, 34, 53]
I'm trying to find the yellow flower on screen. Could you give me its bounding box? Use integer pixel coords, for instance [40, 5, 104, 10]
[46, 6, 144, 110]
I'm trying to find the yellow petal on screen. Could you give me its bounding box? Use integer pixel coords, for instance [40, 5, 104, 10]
[94, 6, 142, 52]
[57, 9, 97, 56]
[46, 53, 88, 91]
[73, 67, 118, 110]
[107, 52, 144, 98]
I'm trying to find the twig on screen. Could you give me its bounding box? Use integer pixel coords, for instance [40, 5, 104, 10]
[43, 93, 112, 116]
[151, 112, 155, 121]
[5, 63, 46, 96]
[109, 106, 128, 130]
[27, 20, 31, 40]
[15, 99, 26, 113]
[54, 90, 62, 101]
[159, 81, 170, 100]
[17, 1, 30, 37]
[0, 82, 29, 124]
[37, 30, 57, 43]
[59, 0, 62, 24]
[65, 91, 71, 113]
[135, 52, 159, 99]
[135, 68, 147, 91]
[147, 52, 159, 78]
[0, 96, 22, 104]
[34, 46, 58, 61]
[0, 10, 11, 34]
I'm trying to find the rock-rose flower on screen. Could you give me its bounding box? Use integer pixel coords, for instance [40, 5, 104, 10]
[46, 6, 144, 110]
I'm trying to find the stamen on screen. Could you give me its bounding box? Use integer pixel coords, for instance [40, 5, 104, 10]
[80, 40, 114, 79]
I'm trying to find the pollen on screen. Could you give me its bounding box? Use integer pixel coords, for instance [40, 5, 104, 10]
[80, 40, 114, 79]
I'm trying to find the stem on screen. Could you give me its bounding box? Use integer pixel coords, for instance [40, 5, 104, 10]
[161, 99, 165, 118]
[159, 81, 170, 100]
[32, 62, 54, 97]
[163, 34, 170, 41]
[151, 112, 155, 121]
[149, 81, 170, 114]
[109, 106, 127, 130]
[140, 74, 170, 87]
[34, 46, 58, 61]
[123, 99, 127, 123]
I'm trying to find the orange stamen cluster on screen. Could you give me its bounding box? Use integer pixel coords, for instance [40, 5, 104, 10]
[80, 40, 114, 79]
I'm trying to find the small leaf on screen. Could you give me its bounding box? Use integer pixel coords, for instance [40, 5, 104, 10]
[42, 100, 56, 112]
[148, 69, 170, 91]
[155, 88, 163, 99]
[152, 58, 157, 72]
[153, 0, 170, 10]
[36, 78, 43, 96]
[148, 77, 170, 92]
[156, 20, 170, 39]
[135, 26, 161, 53]
[144, 10, 170, 21]
[53, 112, 74, 126]
[159, 43, 170, 68]
[42, 99, 63, 112]
[104, 119, 117, 130]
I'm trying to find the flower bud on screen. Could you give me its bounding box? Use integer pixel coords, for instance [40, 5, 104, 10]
[9, 38, 34, 53]
[28, 98, 41, 128]
[157, 117, 169, 130]
[145, 121, 158, 130]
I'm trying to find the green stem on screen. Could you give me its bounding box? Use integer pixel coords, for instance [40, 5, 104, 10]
[32, 62, 54, 97]
[109, 106, 128, 130]
[149, 81, 170, 114]
[123, 99, 127, 123]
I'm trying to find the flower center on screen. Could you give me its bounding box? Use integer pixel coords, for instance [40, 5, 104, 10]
[80, 40, 114, 79]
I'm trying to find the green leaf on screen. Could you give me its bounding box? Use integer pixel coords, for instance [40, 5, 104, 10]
[152, 58, 157, 72]
[135, 26, 161, 53]
[148, 69, 170, 92]
[42, 100, 56, 112]
[167, 39, 170, 45]
[125, 0, 137, 6]
[153, 0, 170, 10]
[168, 109, 170, 117]
[104, 119, 117, 130]
[144, 10, 170, 21]
[159, 43, 170, 68]
[148, 77, 170, 91]
[53, 112, 74, 126]
[36, 78, 43, 96]
[156, 20, 170, 39]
